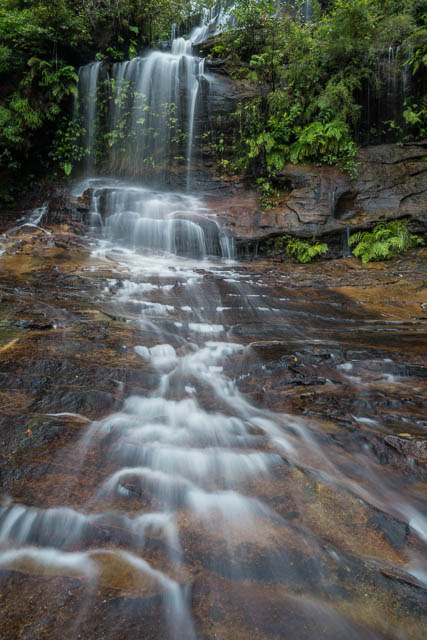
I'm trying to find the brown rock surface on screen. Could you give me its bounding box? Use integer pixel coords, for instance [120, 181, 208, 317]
[0, 225, 426, 639]
[209, 142, 427, 243]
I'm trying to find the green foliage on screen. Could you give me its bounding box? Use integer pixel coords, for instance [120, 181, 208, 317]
[50, 117, 88, 176]
[255, 176, 280, 209]
[0, 0, 425, 204]
[409, 30, 427, 74]
[350, 219, 424, 263]
[261, 233, 329, 262]
[289, 120, 351, 163]
[285, 236, 329, 264]
[403, 96, 427, 137]
[28, 58, 78, 110]
[209, 0, 425, 197]
[375, 13, 415, 48]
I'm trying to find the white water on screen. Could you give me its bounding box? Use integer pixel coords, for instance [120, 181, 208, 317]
[77, 61, 102, 168]
[1, 215, 427, 635]
[77, 27, 209, 185]
[3, 234, 427, 634]
[74, 177, 234, 259]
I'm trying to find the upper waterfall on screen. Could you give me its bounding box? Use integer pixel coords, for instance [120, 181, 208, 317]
[73, 19, 235, 261]
[75, 25, 209, 186]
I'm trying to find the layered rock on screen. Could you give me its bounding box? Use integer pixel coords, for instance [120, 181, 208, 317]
[211, 142, 427, 244]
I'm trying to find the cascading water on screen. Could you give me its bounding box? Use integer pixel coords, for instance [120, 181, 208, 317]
[2, 230, 426, 635]
[172, 2, 237, 45]
[77, 61, 102, 168]
[81, 179, 234, 259]
[77, 26, 208, 186]
[1, 8, 426, 640]
[303, 0, 313, 22]
[73, 22, 233, 260]
[363, 43, 415, 143]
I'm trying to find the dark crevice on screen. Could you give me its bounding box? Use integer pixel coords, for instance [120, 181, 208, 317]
[334, 192, 357, 220]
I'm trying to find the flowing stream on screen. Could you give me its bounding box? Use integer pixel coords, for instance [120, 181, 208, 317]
[0, 19, 426, 640]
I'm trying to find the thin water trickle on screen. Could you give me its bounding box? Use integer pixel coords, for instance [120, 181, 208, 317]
[77, 61, 102, 168]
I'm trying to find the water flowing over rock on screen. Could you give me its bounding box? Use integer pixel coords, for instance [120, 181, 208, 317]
[80, 179, 234, 259]
[0, 10, 426, 640]
[72, 23, 236, 259]
[77, 61, 102, 169]
[76, 27, 211, 186]
[1, 219, 426, 637]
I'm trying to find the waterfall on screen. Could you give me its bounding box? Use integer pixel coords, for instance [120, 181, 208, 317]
[73, 21, 234, 259]
[74, 4, 241, 183]
[304, 0, 313, 22]
[187, 58, 206, 188]
[342, 225, 351, 258]
[2, 6, 426, 636]
[75, 28, 209, 182]
[360, 43, 415, 144]
[77, 61, 102, 168]
[86, 183, 231, 259]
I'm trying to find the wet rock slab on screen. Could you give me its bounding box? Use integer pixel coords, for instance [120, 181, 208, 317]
[0, 229, 426, 639]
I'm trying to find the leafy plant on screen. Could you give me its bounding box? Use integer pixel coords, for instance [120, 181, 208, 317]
[208, 0, 425, 191]
[350, 219, 424, 263]
[50, 117, 88, 176]
[285, 236, 328, 263]
[402, 97, 427, 138]
[255, 176, 280, 209]
[289, 120, 353, 163]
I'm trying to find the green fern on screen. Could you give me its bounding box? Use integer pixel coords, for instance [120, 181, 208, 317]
[286, 237, 328, 263]
[350, 220, 424, 263]
[289, 120, 350, 164]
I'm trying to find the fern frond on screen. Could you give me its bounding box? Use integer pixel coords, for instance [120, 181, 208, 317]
[351, 220, 423, 263]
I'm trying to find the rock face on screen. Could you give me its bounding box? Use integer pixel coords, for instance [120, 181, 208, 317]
[46, 190, 92, 232]
[212, 142, 427, 243]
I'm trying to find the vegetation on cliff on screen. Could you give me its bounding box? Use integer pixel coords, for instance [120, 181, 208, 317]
[207, 0, 426, 195]
[350, 219, 424, 262]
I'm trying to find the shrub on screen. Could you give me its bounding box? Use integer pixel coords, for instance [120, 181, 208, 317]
[350, 219, 424, 263]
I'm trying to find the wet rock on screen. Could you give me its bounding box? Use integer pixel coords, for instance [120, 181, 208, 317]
[367, 511, 409, 550]
[191, 574, 391, 640]
[379, 566, 426, 590]
[46, 192, 92, 230]
[21, 321, 55, 331]
[384, 435, 427, 463]
[0, 571, 167, 640]
[1, 222, 426, 640]
[211, 142, 427, 244]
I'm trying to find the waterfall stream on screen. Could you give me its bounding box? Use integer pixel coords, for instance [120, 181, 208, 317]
[76, 26, 210, 185]
[77, 61, 102, 169]
[0, 14, 426, 640]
